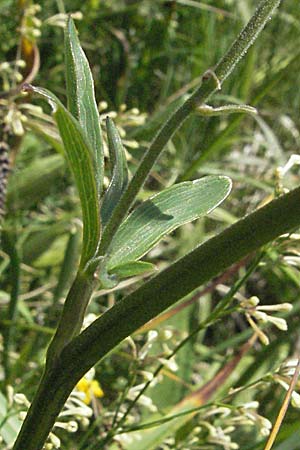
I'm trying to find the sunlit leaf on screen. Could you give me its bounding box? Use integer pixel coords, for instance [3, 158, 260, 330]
[110, 260, 156, 279]
[65, 17, 104, 196]
[24, 85, 101, 267]
[106, 176, 232, 270]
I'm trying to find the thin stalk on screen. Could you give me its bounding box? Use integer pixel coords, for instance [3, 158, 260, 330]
[212, 249, 266, 316]
[180, 52, 300, 181]
[12, 183, 300, 450]
[98, 0, 281, 255]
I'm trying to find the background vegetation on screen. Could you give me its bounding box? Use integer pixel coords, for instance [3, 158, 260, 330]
[1, 0, 300, 449]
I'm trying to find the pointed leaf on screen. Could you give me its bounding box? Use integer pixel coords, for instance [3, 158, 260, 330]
[101, 117, 129, 225]
[110, 261, 156, 279]
[107, 176, 232, 270]
[24, 85, 101, 267]
[65, 17, 104, 196]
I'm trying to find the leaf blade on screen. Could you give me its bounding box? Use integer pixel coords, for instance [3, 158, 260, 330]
[101, 117, 129, 225]
[107, 176, 232, 270]
[65, 17, 104, 196]
[25, 85, 101, 267]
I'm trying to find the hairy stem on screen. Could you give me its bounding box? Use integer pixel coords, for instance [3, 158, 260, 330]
[98, 0, 281, 254]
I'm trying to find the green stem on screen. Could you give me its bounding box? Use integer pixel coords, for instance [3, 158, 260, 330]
[13, 184, 300, 450]
[45, 270, 96, 368]
[98, 0, 281, 254]
[180, 29, 300, 180]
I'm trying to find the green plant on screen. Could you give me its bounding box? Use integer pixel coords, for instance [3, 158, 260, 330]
[2, 0, 300, 449]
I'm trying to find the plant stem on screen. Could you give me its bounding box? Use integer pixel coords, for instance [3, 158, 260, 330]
[98, 0, 281, 254]
[45, 270, 96, 368]
[13, 184, 300, 450]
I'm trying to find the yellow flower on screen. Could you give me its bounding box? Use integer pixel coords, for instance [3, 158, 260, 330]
[76, 377, 104, 405]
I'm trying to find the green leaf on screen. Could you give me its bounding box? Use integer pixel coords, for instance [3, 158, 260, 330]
[7, 154, 65, 211]
[101, 117, 129, 225]
[109, 260, 156, 279]
[65, 17, 104, 197]
[107, 176, 232, 270]
[53, 228, 81, 304]
[25, 85, 101, 268]
[22, 222, 70, 265]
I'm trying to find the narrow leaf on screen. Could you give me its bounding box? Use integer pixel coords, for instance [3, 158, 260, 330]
[110, 261, 156, 279]
[107, 176, 232, 270]
[53, 228, 81, 304]
[7, 154, 65, 211]
[196, 103, 257, 116]
[65, 17, 104, 196]
[22, 222, 70, 265]
[23, 85, 101, 267]
[101, 117, 129, 225]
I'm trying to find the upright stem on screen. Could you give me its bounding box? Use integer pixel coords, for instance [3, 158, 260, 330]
[45, 270, 96, 368]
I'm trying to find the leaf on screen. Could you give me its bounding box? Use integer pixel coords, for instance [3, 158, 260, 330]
[7, 154, 65, 211]
[65, 17, 104, 197]
[107, 176, 232, 270]
[101, 117, 129, 225]
[22, 222, 71, 265]
[110, 261, 156, 279]
[24, 85, 101, 267]
[53, 228, 81, 304]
